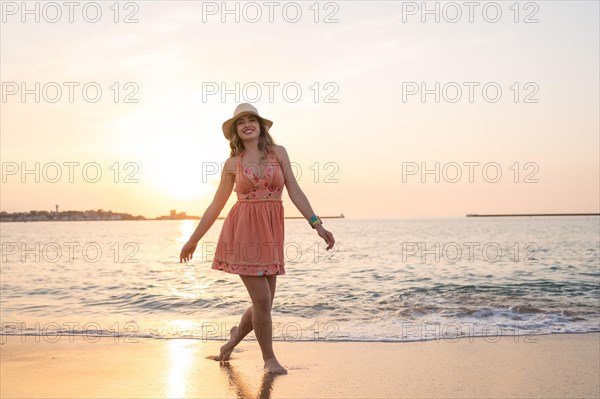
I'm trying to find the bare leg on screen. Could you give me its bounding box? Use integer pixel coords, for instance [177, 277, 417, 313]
[239, 274, 286, 374]
[218, 275, 279, 362]
[218, 306, 252, 361]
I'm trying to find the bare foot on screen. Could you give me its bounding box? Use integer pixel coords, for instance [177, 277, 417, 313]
[263, 357, 287, 374]
[218, 326, 238, 361]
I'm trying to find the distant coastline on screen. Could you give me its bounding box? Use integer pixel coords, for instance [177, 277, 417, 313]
[0, 209, 346, 222]
[0, 210, 146, 223]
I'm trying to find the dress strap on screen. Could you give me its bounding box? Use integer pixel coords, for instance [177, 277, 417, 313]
[265, 147, 275, 162]
[236, 153, 243, 182]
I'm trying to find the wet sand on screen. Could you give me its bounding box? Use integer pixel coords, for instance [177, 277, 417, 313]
[1, 333, 598, 398]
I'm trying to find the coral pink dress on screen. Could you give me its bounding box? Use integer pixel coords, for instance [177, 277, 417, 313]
[211, 147, 286, 276]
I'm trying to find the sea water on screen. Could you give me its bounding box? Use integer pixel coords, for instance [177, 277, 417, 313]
[1, 217, 598, 343]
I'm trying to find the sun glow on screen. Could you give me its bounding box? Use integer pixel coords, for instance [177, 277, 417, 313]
[110, 96, 226, 200]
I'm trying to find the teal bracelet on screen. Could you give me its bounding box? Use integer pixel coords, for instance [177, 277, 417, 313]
[308, 215, 322, 229]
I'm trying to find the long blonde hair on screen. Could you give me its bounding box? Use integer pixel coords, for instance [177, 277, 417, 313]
[228, 116, 276, 158]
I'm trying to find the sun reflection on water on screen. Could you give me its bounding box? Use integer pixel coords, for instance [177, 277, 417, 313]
[178, 220, 195, 244]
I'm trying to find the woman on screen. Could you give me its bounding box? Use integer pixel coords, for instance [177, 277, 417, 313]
[180, 103, 335, 374]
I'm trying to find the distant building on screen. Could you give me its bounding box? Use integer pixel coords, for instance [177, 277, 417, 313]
[156, 210, 198, 220]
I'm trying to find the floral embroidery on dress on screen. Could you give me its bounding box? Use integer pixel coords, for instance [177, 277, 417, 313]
[212, 260, 285, 276]
[237, 150, 284, 200]
[243, 160, 274, 182]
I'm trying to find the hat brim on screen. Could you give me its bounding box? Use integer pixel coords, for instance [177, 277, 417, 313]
[222, 111, 273, 140]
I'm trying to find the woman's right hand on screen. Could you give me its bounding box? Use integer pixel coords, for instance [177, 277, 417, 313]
[180, 241, 198, 263]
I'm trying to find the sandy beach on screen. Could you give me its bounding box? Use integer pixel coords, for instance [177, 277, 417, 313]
[1, 332, 598, 398]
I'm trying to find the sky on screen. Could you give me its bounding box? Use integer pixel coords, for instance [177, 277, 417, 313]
[1, 0, 599, 219]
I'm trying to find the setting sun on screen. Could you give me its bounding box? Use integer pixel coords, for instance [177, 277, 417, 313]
[110, 99, 224, 200]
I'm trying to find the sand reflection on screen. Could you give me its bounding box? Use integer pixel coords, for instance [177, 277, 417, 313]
[219, 362, 280, 399]
[166, 339, 196, 398]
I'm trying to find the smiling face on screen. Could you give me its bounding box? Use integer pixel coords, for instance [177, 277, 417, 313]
[235, 114, 261, 141]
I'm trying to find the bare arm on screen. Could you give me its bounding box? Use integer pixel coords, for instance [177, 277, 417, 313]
[273, 145, 317, 218]
[180, 157, 235, 262]
[273, 145, 335, 250]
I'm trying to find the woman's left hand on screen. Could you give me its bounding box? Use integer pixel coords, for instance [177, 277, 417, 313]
[316, 225, 335, 250]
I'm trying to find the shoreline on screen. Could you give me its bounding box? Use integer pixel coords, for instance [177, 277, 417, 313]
[2, 329, 599, 344]
[2, 332, 598, 398]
